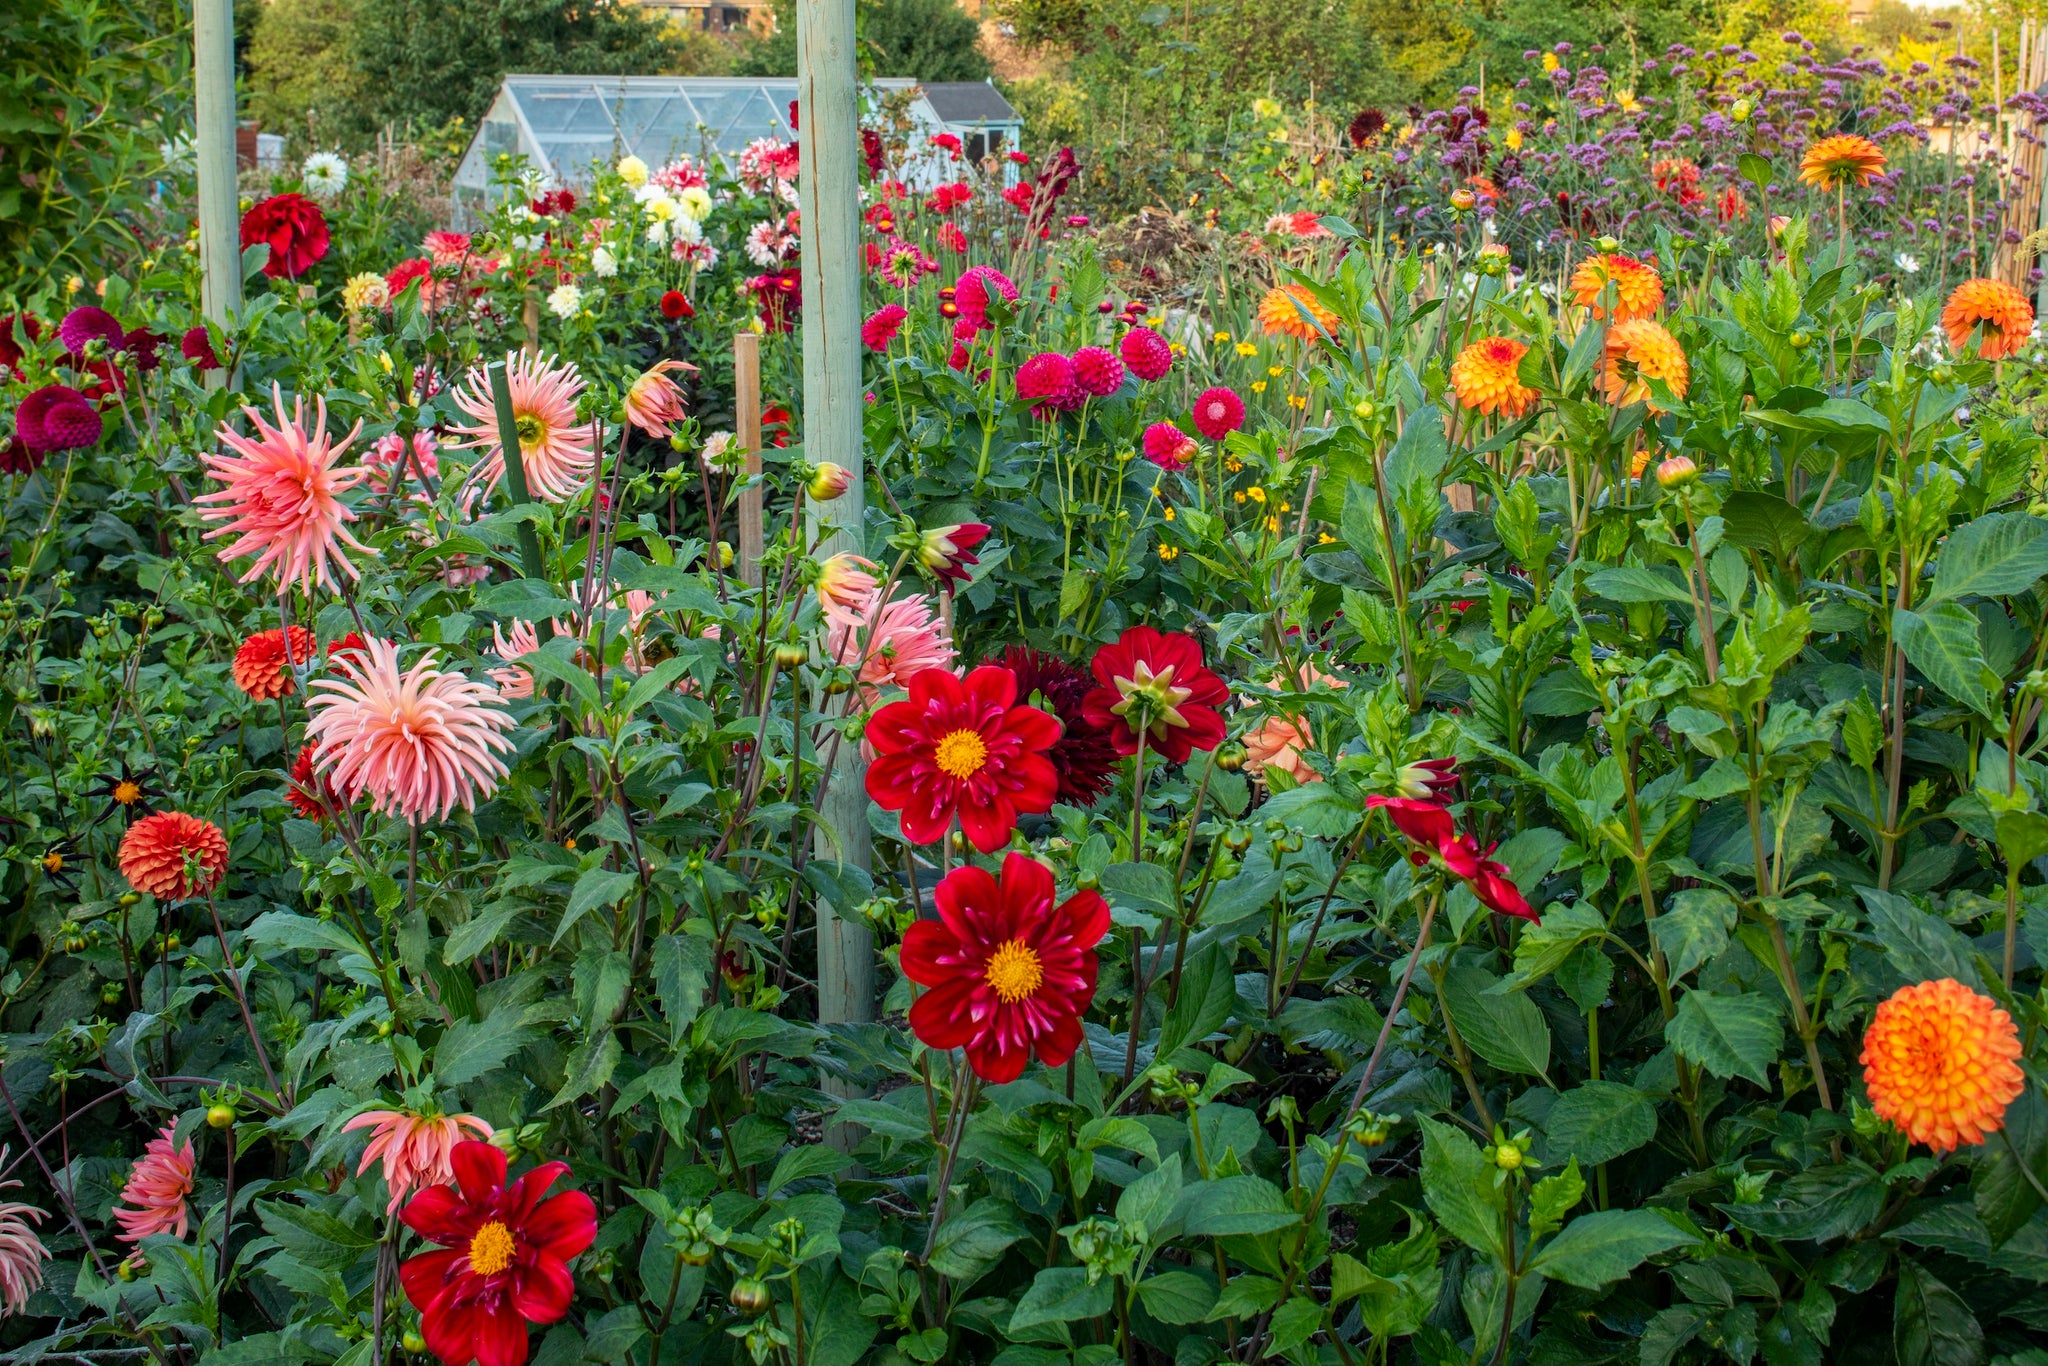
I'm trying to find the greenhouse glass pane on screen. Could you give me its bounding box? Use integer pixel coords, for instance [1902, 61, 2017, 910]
[614, 95, 681, 147]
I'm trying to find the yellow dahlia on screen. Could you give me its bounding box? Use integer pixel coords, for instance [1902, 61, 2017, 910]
[1570, 253, 1665, 322]
[1861, 978, 2023, 1153]
[1798, 134, 1886, 191]
[1942, 278, 2035, 361]
[1599, 319, 1688, 410]
[1257, 284, 1339, 342]
[1450, 336, 1538, 418]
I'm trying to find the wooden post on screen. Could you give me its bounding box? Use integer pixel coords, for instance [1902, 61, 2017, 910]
[193, 0, 241, 333]
[797, 0, 874, 1041]
[735, 333, 765, 588]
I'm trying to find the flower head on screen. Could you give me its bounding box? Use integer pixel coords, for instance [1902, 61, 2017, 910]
[995, 646, 1119, 807]
[286, 742, 343, 820]
[119, 811, 228, 900]
[234, 625, 316, 700]
[862, 304, 908, 351]
[1394, 757, 1460, 803]
[1016, 351, 1081, 417]
[1191, 387, 1245, 441]
[1599, 319, 1689, 410]
[180, 326, 221, 370]
[1861, 978, 2024, 1152]
[826, 593, 955, 693]
[1568, 254, 1664, 321]
[955, 266, 1018, 331]
[305, 637, 517, 824]
[815, 553, 881, 612]
[623, 360, 690, 440]
[544, 283, 582, 320]
[1942, 278, 2034, 361]
[14, 385, 102, 455]
[399, 1141, 597, 1366]
[114, 1125, 195, 1242]
[659, 290, 694, 320]
[916, 523, 990, 585]
[1348, 108, 1388, 146]
[1451, 336, 1538, 418]
[195, 388, 371, 591]
[449, 352, 599, 504]
[1799, 134, 1886, 191]
[617, 154, 649, 186]
[1070, 346, 1124, 396]
[865, 666, 1063, 851]
[342, 273, 391, 312]
[57, 305, 123, 359]
[1142, 421, 1198, 471]
[901, 853, 1109, 1084]
[1257, 284, 1339, 341]
[1082, 625, 1229, 764]
[240, 192, 330, 278]
[423, 230, 472, 265]
[1243, 713, 1317, 784]
[345, 1108, 496, 1215]
[1119, 327, 1174, 381]
[0, 313, 42, 373]
[0, 1155, 50, 1314]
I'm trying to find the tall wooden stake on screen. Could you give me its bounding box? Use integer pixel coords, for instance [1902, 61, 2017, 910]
[194, 0, 242, 335]
[797, 0, 874, 1045]
[735, 333, 765, 589]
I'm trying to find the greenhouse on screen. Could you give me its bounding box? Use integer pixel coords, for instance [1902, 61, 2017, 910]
[451, 75, 1023, 222]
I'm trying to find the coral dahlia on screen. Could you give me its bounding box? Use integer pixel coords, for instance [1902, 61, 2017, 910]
[1861, 978, 2024, 1152]
[865, 665, 1063, 851]
[622, 360, 691, 440]
[1942, 278, 2035, 361]
[119, 811, 229, 900]
[449, 352, 599, 504]
[900, 852, 1109, 1084]
[113, 1125, 195, 1242]
[1257, 284, 1339, 341]
[345, 1107, 496, 1215]
[196, 388, 371, 592]
[0, 1159, 49, 1314]
[1568, 253, 1665, 322]
[1600, 320, 1689, 410]
[825, 593, 956, 693]
[1450, 336, 1538, 418]
[1081, 625, 1229, 764]
[233, 626, 316, 701]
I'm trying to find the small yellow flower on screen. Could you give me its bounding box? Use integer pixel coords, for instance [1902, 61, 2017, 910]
[1542, 52, 1560, 72]
[1247, 486, 1267, 503]
[1251, 381, 1267, 393]
[1288, 394, 1308, 409]
[1224, 457, 1245, 473]
[1263, 515, 1281, 534]
[1252, 97, 1282, 120]
[1213, 331, 1231, 343]
[1506, 127, 1524, 152]
[1158, 544, 1180, 561]
[1267, 365, 1285, 377]
[1169, 342, 1187, 355]
[1315, 178, 1333, 198]
[65, 276, 83, 295]
[1318, 531, 1336, 544]
[1163, 506, 1175, 520]
[1278, 502, 1291, 514]
[1235, 342, 1257, 357]
[1233, 491, 1247, 504]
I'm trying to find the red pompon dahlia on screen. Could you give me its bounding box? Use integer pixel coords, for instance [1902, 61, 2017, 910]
[1190, 387, 1245, 441]
[180, 326, 222, 371]
[917, 523, 990, 585]
[233, 625, 316, 700]
[119, 811, 229, 900]
[954, 266, 1018, 331]
[1081, 625, 1228, 764]
[1141, 421, 1198, 472]
[865, 665, 1062, 851]
[996, 646, 1119, 806]
[398, 1141, 597, 1366]
[901, 852, 1110, 1084]
[1070, 345, 1124, 397]
[862, 304, 908, 351]
[0, 313, 41, 372]
[240, 192, 331, 279]
[14, 385, 102, 455]
[1015, 351, 1080, 417]
[57, 306, 124, 359]
[1119, 327, 1173, 382]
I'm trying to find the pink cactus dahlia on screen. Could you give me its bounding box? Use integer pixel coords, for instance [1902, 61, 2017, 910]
[113, 1125, 195, 1243]
[195, 388, 371, 592]
[343, 1107, 495, 1215]
[449, 351, 599, 504]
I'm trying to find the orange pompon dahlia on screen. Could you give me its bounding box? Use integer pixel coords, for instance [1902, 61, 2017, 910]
[1599, 319, 1689, 410]
[233, 625, 315, 701]
[1569, 253, 1665, 321]
[1798, 133, 1886, 191]
[119, 811, 229, 900]
[1450, 336, 1538, 418]
[1861, 978, 2024, 1152]
[1257, 284, 1339, 341]
[1942, 278, 2035, 361]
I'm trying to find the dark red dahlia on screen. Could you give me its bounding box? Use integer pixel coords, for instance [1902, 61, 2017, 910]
[998, 646, 1119, 807]
[123, 328, 166, 372]
[180, 326, 222, 370]
[1070, 346, 1124, 397]
[58, 306, 124, 359]
[239, 192, 331, 279]
[0, 438, 42, 476]
[0, 313, 42, 372]
[1348, 108, 1388, 147]
[15, 385, 102, 454]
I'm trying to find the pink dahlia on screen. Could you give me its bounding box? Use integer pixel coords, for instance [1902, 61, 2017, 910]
[304, 637, 517, 823]
[344, 1107, 495, 1215]
[826, 594, 956, 694]
[1142, 421, 1198, 471]
[449, 351, 599, 504]
[955, 266, 1018, 331]
[14, 385, 102, 454]
[1120, 328, 1173, 382]
[114, 1125, 195, 1243]
[623, 359, 691, 440]
[487, 620, 542, 700]
[1016, 351, 1080, 418]
[862, 304, 909, 351]
[1191, 386, 1245, 441]
[1070, 346, 1124, 396]
[422, 230, 472, 265]
[195, 387, 370, 592]
[0, 1156, 49, 1314]
[57, 305, 124, 359]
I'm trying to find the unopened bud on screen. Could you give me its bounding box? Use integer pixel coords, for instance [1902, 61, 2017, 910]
[1655, 455, 1699, 489]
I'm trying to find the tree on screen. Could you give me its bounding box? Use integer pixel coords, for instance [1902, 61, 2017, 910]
[737, 0, 992, 80]
[247, 0, 368, 144]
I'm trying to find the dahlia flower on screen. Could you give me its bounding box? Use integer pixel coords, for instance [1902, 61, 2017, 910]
[113, 1125, 195, 1242]
[544, 284, 582, 321]
[399, 1142, 596, 1366]
[955, 266, 1018, 331]
[233, 625, 316, 701]
[1142, 421, 1198, 472]
[13, 385, 102, 455]
[901, 852, 1109, 1084]
[180, 326, 221, 371]
[119, 811, 229, 900]
[1798, 134, 1886, 191]
[0, 1158, 49, 1315]
[1861, 978, 2025, 1152]
[1070, 346, 1124, 396]
[1082, 625, 1229, 764]
[1119, 327, 1175, 381]
[623, 360, 691, 440]
[57, 305, 123, 359]
[659, 290, 694, 320]
[0, 313, 41, 373]
[239, 192, 330, 279]
[301, 152, 350, 199]
[196, 388, 371, 592]
[342, 273, 391, 313]
[915, 523, 990, 585]
[1257, 285, 1339, 341]
[345, 1107, 496, 1215]
[1016, 352, 1081, 417]
[862, 304, 909, 351]
[487, 620, 542, 700]
[286, 742, 343, 821]
[1191, 386, 1245, 441]
[1600, 320, 1689, 410]
[866, 665, 1062, 851]
[1450, 336, 1539, 418]
[423, 231, 472, 265]
[815, 554, 881, 613]
[448, 352, 599, 504]
[827, 594, 955, 692]
[1243, 713, 1317, 784]
[1942, 279, 2034, 361]
[364, 430, 440, 495]
[305, 638, 516, 823]
[1569, 254, 1664, 322]
[994, 647, 1119, 807]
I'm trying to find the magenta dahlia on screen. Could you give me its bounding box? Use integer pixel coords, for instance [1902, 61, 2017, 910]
[1120, 327, 1173, 382]
[58, 306, 124, 360]
[1191, 386, 1245, 441]
[15, 385, 102, 454]
[1142, 421, 1197, 472]
[1016, 351, 1081, 417]
[1071, 346, 1124, 396]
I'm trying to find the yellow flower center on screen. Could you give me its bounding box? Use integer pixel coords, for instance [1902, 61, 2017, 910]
[43, 853, 63, 873]
[514, 413, 545, 453]
[932, 729, 989, 781]
[984, 939, 1043, 1003]
[114, 780, 142, 805]
[468, 1220, 516, 1276]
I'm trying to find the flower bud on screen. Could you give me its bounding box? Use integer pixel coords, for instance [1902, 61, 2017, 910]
[1732, 98, 1752, 122]
[1654, 455, 1699, 489]
[207, 1102, 236, 1129]
[716, 541, 735, 569]
[402, 1331, 428, 1354]
[730, 1279, 772, 1316]
[1493, 1142, 1523, 1171]
[1449, 188, 1476, 211]
[1215, 742, 1247, 772]
[1595, 235, 1620, 254]
[805, 461, 851, 501]
[1789, 331, 1811, 350]
[773, 642, 807, 670]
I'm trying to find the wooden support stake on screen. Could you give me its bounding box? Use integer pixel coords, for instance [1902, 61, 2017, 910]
[735, 332, 765, 589]
[193, 0, 241, 340]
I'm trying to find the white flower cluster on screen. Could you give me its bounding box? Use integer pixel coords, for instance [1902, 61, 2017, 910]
[621, 156, 713, 249]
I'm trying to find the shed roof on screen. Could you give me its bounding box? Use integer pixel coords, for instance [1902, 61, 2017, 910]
[918, 81, 1020, 126]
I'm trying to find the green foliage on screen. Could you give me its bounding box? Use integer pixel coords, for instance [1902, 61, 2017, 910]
[737, 0, 993, 80]
[246, 0, 369, 145]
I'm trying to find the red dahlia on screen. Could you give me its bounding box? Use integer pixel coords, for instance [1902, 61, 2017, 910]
[399, 1141, 597, 1366]
[1081, 625, 1228, 764]
[1119, 327, 1173, 382]
[901, 852, 1110, 1083]
[659, 290, 694, 320]
[119, 810, 229, 900]
[15, 385, 102, 455]
[917, 523, 990, 586]
[865, 665, 1062, 852]
[233, 626, 316, 701]
[1070, 346, 1124, 396]
[180, 326, 222, 371]
[996, 646, 1119, 807]
[286, 742, 342, 821]
[57, 306, 124, 359]
[240, 193, 331, 279]
[1366, 795, 1538, 921]
[1191, 386, 1245, 441]
[0, 313, 41, 372]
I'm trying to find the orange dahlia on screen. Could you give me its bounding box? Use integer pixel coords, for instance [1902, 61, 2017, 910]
[1798, 134, 1886, 191]
[1569, 253, 1665, 322]
[1450, 336, 1538, 418]
[1257, 284, 1339, 341]
[1942, 278, 2035, 361]
[1599, 319, 1689, 410]
[119, 810, 229, 900]
[1861, 978, 2024, 1153]
[233, 625, 315, 701]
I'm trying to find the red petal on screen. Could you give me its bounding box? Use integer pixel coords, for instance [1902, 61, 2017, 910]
[997, 853, 1055, 931]
[899, 921, 963, 984]
[451, 1140, 507, 1203]
[896, 792, 955, 846]
[1175, 705, 1227, 754]
[909, 976, 982, 1049]
[908, 666, 965, 710]
[400, 1186, 472, 1243]
[958, 796, 1016, 854]
[1058, 889, 1111, 950]
[511, 1253, 576, 1323]
[932, 864, 1000, 947]
[1035, 1013, 1084, 1069]
[521, 1190, 597, 1261]
[964, 664, 1019, 710]
[966, 1036, 1027, 1085]
[422, 1298, 481, 1366]
[399, 1248, 462, 1312]
[472, 1303, 532, 1366]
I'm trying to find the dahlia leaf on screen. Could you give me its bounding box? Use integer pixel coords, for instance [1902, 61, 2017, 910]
[1527, 1209, 1697, 1288]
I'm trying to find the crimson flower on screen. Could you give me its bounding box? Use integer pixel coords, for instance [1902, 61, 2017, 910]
[399, 1141, 596, 1366]
[1364, 795, 1457, 852]
[1366, 795, 1538, 922]
[1081, 625, 1228, 764]
[180, 327, 222, 371]
[1393, 758, 1460, 804]
[240, 193, 331, 279]
[901, 852, 1109, 1084]
[996, 646, 1119, 806]
[659, 290, 694, 320]
[862, 304, 908, 351]
[14, 385, 101, 455]
[1119, 327, 1173, 382]
[0, 314, 41, 372]
[57, 306, 124, 359]
[1464, 840, 1537, 921]
[1191, 386, 1245, 441]
[865, 665, 1061, 851]
[917, 523, 989, 585]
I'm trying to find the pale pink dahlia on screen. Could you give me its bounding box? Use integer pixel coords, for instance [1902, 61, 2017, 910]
[114, 1125, 195, 1243]
[304, 637, 517, 823]
[342, 1108, 494, 1215]
[487, 620, 542, 699]
[195, 388, 372, 592]
[826, 594, 955, 694]
[623, 359, 691, 440]
[448, 351, 598, 504]
[0, 1152, 49, 1315]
